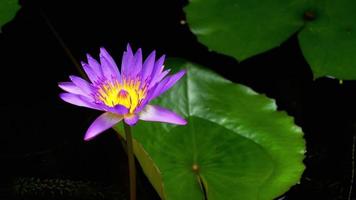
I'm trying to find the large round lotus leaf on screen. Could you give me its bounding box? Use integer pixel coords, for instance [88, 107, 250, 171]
[115, 58, 305, 200]
[185, 0, 356, 80]
[0, 0, 20, 31]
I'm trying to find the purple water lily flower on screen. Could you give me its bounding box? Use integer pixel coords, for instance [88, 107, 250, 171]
[59, 45, 187, 141]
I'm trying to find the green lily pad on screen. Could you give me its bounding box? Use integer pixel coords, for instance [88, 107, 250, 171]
[0, 0, 20, 31]
[185, 0, 356, 80]
[115, 58, 305, 199]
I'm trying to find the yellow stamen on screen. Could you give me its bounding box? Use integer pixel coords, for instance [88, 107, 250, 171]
[97, 79, 146, 113]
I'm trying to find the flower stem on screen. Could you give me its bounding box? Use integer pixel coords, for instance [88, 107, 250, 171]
[124, 123, 136, 200]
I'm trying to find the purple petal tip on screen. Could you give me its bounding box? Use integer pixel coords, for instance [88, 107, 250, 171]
[84, 134, 94, 141]
[69, 75, 75, 80]
[100, 47, 109, 55]
[177, 118, 188, 125]
[126, 43, 132, 51]
[59, 93, 73, 103]
[58, 82, 66, 88]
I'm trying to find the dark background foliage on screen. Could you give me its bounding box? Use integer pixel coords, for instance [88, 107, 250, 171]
[0, 0, 355, 199]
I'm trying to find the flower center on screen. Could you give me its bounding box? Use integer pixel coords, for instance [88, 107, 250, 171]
[95, 79, 146, 113]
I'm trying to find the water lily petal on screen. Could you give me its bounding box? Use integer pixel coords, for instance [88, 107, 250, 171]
[152, 69, 170, 87]
[58, 82, 88, 96]
[121, 44, 134, 78]
[59, 93, 101, 110]
[82, 62, 99, 83]
[124, 114, 139, 126]
[148, 55, 165, 87]
[100, 54, 117, 80]
[141, 50, 156, 82]
[132, 48, 142, 77]
[139, 105, 187, 125]
[148, 69, 185, 101]
[100, 47, 119, 73]
[87, 54, 102, 77]
[147, 76, 171, 101]
[106, 104, 129, 115]
[69, 75, 95, 95]
[84, 112, 123, 141]
[152, 69, 186, 99]
[100, 47, 121, 81]
[134, 88, 156, 113]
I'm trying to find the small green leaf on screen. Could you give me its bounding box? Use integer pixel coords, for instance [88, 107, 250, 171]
[185, 0, 356, 80]
[184, 0, 304, 61]
[0, 0, 20, 31]
[115, 59, 305, 199]
[298, 0, 356, 79]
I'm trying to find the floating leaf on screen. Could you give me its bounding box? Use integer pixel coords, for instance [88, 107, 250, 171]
[0, 0, 20, 31]
[185, 0, 356, 80]
[115, 58, 305, 199]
